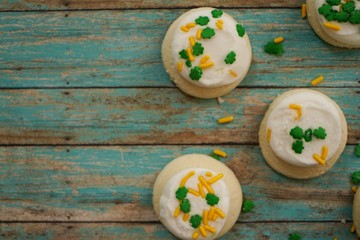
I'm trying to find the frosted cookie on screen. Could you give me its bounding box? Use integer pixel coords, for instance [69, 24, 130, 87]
[153, 154, 242, 239]
[354, 187, 360, 235]
[162, 8, 252, 99]
[306, 0, 360, 48]
[259, 89, 347, 179]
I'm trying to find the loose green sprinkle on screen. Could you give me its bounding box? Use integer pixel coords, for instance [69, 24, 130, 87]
[236, 24, 246, 37]
[349, 10, 360, 24]
[210, 153, 220, 160]
[201, 27, 216, 39]
[326, 0, 341, 5]
[242, 199, 255, 213]
[352, 171, 360, 184]
[206, 193, 220, 206]
[264, 41, 284, 56]
[336, 11, 349, 22]
[303, 129, 312, 142]
[195, 16, 210, 26]
[318, 4, 333, 16]
[185, 60, 192, 68]
[176, 186, 188, 200]
[180, 199, 191, 213]
[313, 127, 327, 139]
[289, 233, 302, 240]
[290, 126, 304, 140]
[189, 215, 202, 228]
[355, 144, 360, 157]
[224, 51, 236, 64]
[192, 42, 204, 56]
[179, 49, 189, 60]
[343, 1, 355, 13]
[211, 9, 223, 18]
[292, 140, 304, 154]
[189, 66, 203, 81]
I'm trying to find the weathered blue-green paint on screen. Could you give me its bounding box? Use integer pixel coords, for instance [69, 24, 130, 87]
[0, 10, 359, 88]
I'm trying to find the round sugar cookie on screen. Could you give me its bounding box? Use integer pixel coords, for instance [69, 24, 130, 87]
[153, 154, 242, 239]
[353, 188, 360, 235]
[162, 7, 252, 99]
[259, 89, 347, 179]
[306, 0, 360, 48]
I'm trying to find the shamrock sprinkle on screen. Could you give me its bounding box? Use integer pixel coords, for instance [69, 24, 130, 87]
[289, 233, 302, 240]
[179, 49, 189, 60]
[176, 186, 188, 200]
[185, 60, 192, 68]
[236, 24, 246, 37]
[336, 11, 349, 22]
[211, 9, 223, 18]
[318, 4, 333, 16]
[180, 199, 191, 213]
[290, 126, 304, 140]
[292, 140, 304, 154]
[303, 129, 312, 142]
[356, 144, 360, 157]
[195, 16, 210, 26]
[313, 127, 327, 139]
[189, 66, 203, 80]
[206, 193, 220, 206]
[201, 27, 216, 39]
[264, 41, 284, 56]
[242, 199, 255, 213]
[326, 0, 341, 5]
[192, 42, 204, 56]
[224, 51, 236, 64]
[343, 1, 355, 13]
[349, 10, 360, 24]
[352, 171, 360, 184]
[325, 10, 337, 21]
[189, 215, 202, 228]
[210, 153, 220, 160]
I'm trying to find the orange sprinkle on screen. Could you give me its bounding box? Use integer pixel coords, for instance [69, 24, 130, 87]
[180, 170, 195, 187]
[301, 4, 307, 18]
[203, 210, 208, 225]
[213, 149, 227, 158]
[205, 171, 213, 177]
[273, 36, 284, 43]
[197, 183, 205, 198]
[189, 36, 195, 47]
[217, 116, 234, 124]
[324, 22, 341, 31]
[216, 20, 223, 30]
[183, 213, 189, 221]
[313, 154, 325, 165]
[311, 75, 324, 86]
[199, 176, 214, 194]
[186, 48, 194, 62]
[196, 29, 202, 39]
[212, 214, 219, 221]
[181, 26, 189, 32]
[186, 22, 196, 28]
[207, 173, 224, 184]
[199, 226, 207, 237]
[215, 208, 225, 218]
[199, 62, 214, 69]
[229, 70, 237, 77]
[352, 186, 358, 193]
[177, 62, 183, 72]
[351, 224, 356, 233]
[192, 231, 199, 239]
[200, 55, 210, 64]
[174, 206, 181, 217]
[267, 128, 272, 143]
[289, 104, 302, 120]
[321, 146, 329, 160]
[208, 206, 215, 220]
[204, 225, 216, 233]
[188, 188, 200, 197]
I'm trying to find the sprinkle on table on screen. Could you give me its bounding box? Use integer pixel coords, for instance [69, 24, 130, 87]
[355, 143, 360, 157]
[351, 171, 360, 184]
[264, 41, 284, 56]
[352, 186, 358, 193]
[217, 115, 234, 124]
[351, 224, 356, 233]
[302, 4, 307, 18]
[213, 149, 227, 158]
[273, 36, 284, 43]
[210, 153, 220, 160]
[311, 75, 324, 86]
[324, 22, 341, 31]
[242, 199, 255, 213]
[289, 233, 302, 240]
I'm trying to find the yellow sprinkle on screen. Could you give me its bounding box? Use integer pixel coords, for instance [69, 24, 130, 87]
[174, 206, 181, 217]
[205, 171, 213, 177]
[289, 104, 302, 120]
[324, 22, 341, 31]
[267, 128, 272, 143]
[189, 36, 195, 47]
[217, 116, 234, 124]
[203, 210, 208, 225]
[321, 146, 329, 160]
[352, 186, 358, 193]
[199, 226, 207, 237]
[181, 26, 189, 32]
[333, 238, 338, 240]
[192, 231, 199, 239]
[186, 48, 194, 62]
[311, 75, 324, 86]
[207, 173, 224, 184]
[180, 170, 195, 187]
[183, 213, 189, 221]
[186, 22, 196, 28]
[200, 55, 210, 64]
[196, 29, 202, 39]
[229, 70, 237, 77]
[177, 62, 183, 72]
[216, 20, 223, 30]
[208, 206, 215, 220]
[199, 62, 214, 69]
[198, 183, 205, 198]
[199, 176, 214, 194]
[313, 154, 325, 165]
[351, 224, 356, 233]
[212, 214, 219, 221]
[188, 188, 200, 197]
[213, 149, 227, 158]
[273, 37, 284, 43]
[302, 4, 307, 18]
[204, 225, 216, 233]
[215, 208, 225, 219]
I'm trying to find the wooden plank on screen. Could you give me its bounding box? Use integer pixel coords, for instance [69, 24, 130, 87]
[0, 145, 357, 222]
[0, 88, 358, 145]
[0, 1, 302, 11]
[0, 10, 359, 88]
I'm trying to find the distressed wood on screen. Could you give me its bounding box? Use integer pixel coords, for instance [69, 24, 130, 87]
[0, 10, 359, 88]
[0, 145, 357, 222]
[0, 88, 358, 145]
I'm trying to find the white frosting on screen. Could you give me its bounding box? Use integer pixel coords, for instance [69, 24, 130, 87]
[316, 0, 360, 46]
[159, 168, 230, 240]
[171, 8, 251, 88]
[266, 92, 342, 167]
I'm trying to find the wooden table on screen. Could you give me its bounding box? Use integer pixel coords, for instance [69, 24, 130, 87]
[0, 0, 359, 239]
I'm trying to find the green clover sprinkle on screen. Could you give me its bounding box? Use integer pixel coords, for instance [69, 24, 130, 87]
[180, 199, 191, 213]
[211, 9, 223, 18]
[336, 11, 349, 22]
[355, 144, 360, 157]
[189, 215, 202, 228]
[201, 27, 216, 39]
[206, 193, 220, 206]
[236, 24, 246, 37]
[189, 66, 203, 81]
[303, 129, 312, 142]
[264, 41, 284, 56]
[179, 49, 189, 60]
[224, 51, 236, 64]
[325, 10, 338, 21]
[210, 153, 220, 160]
[349, 10, 360, 24]
[313, 127, 327, 139]
[318, 4, 333, 16]
[289, 233, 302, 240]
[290, 126, 304, 140]
[195, 16, 210, 26]
[352, 171, 360, 184]
[343, 1, 355, 13]
[192, 42, 204, 56]
[292, 140, 304, 154]
[176, 187, 188, 200]
[326, 0, 341, 5]
[185, 60, 192, 68]
[242, 199, 255, 213]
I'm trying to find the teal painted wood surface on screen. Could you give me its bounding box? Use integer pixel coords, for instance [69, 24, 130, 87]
[0, 10, 359, 88]
[0, 88, 358, 145]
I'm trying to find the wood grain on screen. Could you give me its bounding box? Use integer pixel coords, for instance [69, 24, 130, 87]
[0, 145, 357, 222]
[0, 10, 359, 88]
